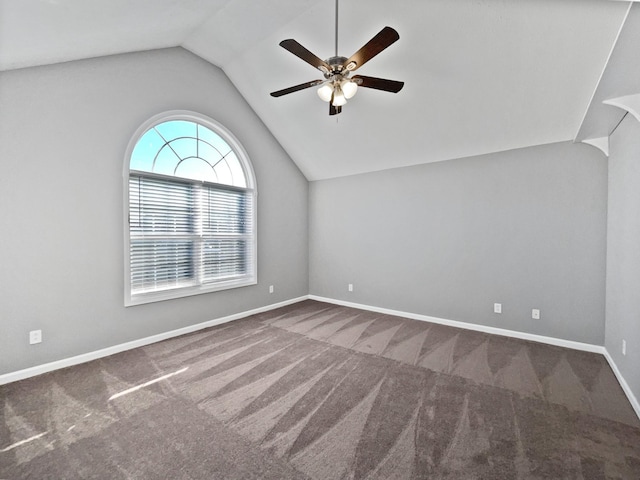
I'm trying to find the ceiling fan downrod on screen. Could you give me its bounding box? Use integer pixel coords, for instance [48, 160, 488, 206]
[334, 0, 339, 58]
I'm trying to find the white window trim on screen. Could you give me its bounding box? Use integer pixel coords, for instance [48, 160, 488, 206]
[123, 110, 257, 306]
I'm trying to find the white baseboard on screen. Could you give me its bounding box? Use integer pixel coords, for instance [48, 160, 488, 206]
[602, 349, 640, 420]
[0, 296, 307, 386]
[309, 295, 606, 354]
[309, 295, 640, 420]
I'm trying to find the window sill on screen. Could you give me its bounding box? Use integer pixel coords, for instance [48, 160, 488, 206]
[125, 276, 257, 306]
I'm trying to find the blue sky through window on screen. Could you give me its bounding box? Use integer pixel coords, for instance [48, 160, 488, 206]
[130, 120, 246, 188]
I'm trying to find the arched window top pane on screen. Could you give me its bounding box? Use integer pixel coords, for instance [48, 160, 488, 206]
[130, 119, 248, 188]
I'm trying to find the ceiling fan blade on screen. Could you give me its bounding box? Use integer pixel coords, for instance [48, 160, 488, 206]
[279, 39, 331, 73]
[343, 26, 400, 72]
[352, 75, 404, 93]
[270, 79, 323, 97]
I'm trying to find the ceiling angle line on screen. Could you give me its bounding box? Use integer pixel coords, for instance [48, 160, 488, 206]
[609, 111, 628, 137]
[573, 2, 633, 142]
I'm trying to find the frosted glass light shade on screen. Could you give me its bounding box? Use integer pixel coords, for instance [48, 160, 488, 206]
[342, 80, 358, 99]
[317, 84, 333, 102]
[332, 88, 347, 106]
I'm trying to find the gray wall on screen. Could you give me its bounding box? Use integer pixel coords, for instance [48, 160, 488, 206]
[309, 141, 607, 344]
[0, 48, 309, 375]
[606, 113, 640, 401]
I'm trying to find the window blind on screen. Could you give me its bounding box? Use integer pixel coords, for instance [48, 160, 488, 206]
[129, 174, 254, 296]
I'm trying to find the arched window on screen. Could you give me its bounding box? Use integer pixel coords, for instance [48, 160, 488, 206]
[124, 111, 256, 305]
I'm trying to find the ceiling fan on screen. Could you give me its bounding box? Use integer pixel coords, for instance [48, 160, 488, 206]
[270, 0, 404, 115]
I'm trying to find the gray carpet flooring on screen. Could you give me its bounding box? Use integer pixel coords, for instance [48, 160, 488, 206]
[1, 300, 639, 479]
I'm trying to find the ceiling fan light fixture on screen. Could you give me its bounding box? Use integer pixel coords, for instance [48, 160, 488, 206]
[317, 83, 334, 102]
[332, 85, 347, 106]
[342, 79, 358, 99]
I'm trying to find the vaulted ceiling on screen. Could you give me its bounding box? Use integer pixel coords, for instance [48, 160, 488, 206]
[0, 0, 631, 180]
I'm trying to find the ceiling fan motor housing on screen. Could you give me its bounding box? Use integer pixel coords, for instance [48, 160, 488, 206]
[322, 56, 349, 75]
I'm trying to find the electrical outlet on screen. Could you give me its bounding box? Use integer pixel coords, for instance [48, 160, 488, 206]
[29, 330, 42, 345]
[532, 309, 540, 320]
[269, 285, 274, 294]
[494, 303, 502, 314]
[622, 339, 627, 356]
[348, 283, 353, 292]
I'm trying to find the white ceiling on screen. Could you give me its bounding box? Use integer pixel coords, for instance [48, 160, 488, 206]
[575, 3, 640, 143]
[0, 0, 630, 180]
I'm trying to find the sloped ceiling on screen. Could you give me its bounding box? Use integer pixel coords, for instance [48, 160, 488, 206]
[0, 0, 630, 180]
[575, 4, 640, 143]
